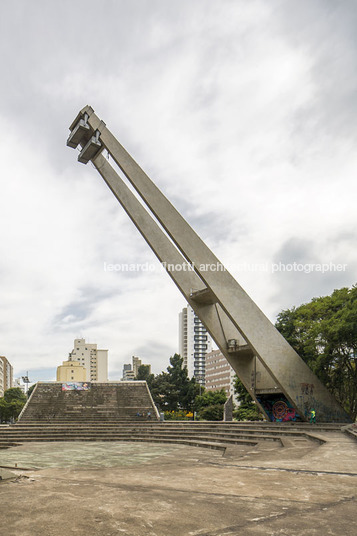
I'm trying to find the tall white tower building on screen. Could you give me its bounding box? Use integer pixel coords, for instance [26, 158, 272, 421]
[179, 305, 212, 386]
[69, 338, 108, 382]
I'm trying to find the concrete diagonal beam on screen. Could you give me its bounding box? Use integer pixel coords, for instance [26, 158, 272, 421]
[92, 153, 273, 420]
[67, 106, 351, 423]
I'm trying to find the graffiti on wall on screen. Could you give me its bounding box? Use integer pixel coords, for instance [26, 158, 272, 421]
[62, 382, 90, 391]
[300, 383, 314, 396]
[257, 394, 301, 422]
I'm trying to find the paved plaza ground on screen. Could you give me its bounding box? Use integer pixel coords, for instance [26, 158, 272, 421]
[0, 431, 356, 536]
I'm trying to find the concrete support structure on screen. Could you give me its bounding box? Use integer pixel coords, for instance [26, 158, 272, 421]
[67, 106, 351, 423]
[223, 395, 234, 422]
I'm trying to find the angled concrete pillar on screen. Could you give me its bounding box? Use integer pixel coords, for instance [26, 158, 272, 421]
[67, 106, 351, 423]
[92, 154, 268, 417]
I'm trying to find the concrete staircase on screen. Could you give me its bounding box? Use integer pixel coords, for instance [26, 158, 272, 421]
[0, 421, 347, 452]
[0, 383, 348, 452]
[18, 382, 158, 423]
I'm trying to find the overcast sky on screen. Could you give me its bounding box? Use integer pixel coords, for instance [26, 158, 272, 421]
[0, 0, 356, 382]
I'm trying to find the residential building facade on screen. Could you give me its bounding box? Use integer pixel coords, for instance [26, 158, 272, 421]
[179, 305, 212, 386]
[0, 356, 13, 397]
[56, 359, 87, 382]
[13, 378, 26, 394]
[132, 356, 142, 377]
[0, 358, 4, 397]
[122, 356, 151, 380]
[69, 338, 108, 382]
[122, 363, 135, 381]
[205, 349, 237, 402]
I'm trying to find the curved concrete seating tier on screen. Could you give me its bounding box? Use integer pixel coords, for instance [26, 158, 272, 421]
[1, 382, 348, 452]
[0, 421, 348, 452]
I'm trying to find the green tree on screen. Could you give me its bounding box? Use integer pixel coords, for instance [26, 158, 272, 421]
[4, 387, 27, 404]
[194, 389, 227, 421]
[275, 285, 357, 420]
[135, 365, 155, 385]
[150, 354, 200, 412]
[233, 376, 262, 421]
[27, 384, 36, 398]
[167, 354, 200, 412]
[182, 376, 201, 413]
[149, 371, 171, 410]
[0, 387, 27, 422]
[0, 398, 10, 422]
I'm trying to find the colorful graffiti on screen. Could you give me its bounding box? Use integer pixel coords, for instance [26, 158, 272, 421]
[257, 394, 301, 422]
[62, 382, 90, 391]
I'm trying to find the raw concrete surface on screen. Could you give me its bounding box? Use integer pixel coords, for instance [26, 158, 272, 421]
[0, 432, 356, 536]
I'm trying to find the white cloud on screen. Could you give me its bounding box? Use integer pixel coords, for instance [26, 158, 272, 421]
[0, 0, 356, 380]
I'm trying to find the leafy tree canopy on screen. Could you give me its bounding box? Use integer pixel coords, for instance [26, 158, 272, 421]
[27, 384, 36, 398]
[4, 387, 27, 404]
[195, 389, 227, 410]
[135, 364, 155, 384]
[194, 389, 227, 421]
[275, 285, 357, 419]
[0, 388, 27, 422]
[149, 354, 200, 412]
[233, 376, 262, 421]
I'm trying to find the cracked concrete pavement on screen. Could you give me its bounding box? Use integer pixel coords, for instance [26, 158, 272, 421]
[0, 432, 356, 535]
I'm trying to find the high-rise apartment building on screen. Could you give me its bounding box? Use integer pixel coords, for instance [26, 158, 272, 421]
[132, 356, 142, 377]
[179, 305, 212, 385]
[122, 363, 135, 381]
[0, 358, 4, 397]
[205, 349, 237, 402]
[122, 356, 151, 381]
[69, 338, 108, 382]
[0, 356, 13, 397]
